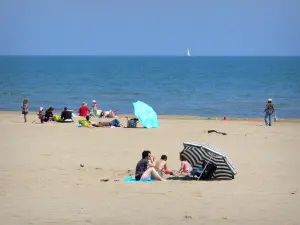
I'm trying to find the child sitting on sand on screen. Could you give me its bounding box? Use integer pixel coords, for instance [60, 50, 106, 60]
[154, 155, 174, 177]
[178, 155, 191, 176]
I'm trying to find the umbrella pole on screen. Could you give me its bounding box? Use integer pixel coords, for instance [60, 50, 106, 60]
[198, 151, 213, 181]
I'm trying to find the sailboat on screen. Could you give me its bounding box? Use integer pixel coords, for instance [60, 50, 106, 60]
[187, 48, 191, 57]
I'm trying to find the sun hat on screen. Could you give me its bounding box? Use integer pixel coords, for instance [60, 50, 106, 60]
[92, 100, 96, 103]
[268, 98, 272, 102]
[40, 107, 43, 111]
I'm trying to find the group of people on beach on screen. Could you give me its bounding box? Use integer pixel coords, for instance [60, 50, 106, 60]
[21, 99, 140, 128]
[21, 98, 277, 127]
[135, 150, 217, 181]
[135, 150, 191, 181]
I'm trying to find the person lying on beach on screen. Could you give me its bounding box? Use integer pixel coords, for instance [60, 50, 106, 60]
[135, 150, 166, 181]
[178, 155, 191, 176]
[99, 110, 117, 118]
[126, 117, 139, 128]
[58, 107, 73, 123]
[155, 155, 174, 176]
[86, 116, 122, 128]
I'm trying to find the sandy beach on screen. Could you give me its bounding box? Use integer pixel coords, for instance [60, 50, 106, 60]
[0, 111, 299, 225]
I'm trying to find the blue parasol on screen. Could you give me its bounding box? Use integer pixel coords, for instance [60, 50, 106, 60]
[132, 101, 159, 128]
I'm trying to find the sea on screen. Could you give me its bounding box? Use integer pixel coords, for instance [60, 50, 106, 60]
[0, 56, 299, 118]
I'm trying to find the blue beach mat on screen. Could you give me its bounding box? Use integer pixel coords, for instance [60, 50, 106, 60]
[123, 177, 153, 183]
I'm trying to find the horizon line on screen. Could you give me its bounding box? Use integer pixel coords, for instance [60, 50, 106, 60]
[0, 54, 299, 57]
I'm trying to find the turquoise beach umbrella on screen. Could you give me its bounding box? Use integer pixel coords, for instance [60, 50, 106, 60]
[133, 101, 159, 128]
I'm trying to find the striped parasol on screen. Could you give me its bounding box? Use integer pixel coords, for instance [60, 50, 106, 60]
[181, 142, 237, 180]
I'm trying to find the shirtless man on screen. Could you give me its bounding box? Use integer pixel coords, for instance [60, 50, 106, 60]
[155, 155, 174, 176]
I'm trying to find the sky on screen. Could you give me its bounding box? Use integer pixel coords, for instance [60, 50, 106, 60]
[0, 0, 299, 56]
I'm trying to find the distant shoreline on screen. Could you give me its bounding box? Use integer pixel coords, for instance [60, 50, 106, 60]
[1, 111, 299, 122]
[1, 55, 300, 57]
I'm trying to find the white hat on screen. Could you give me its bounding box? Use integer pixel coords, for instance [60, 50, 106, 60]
[268, 98, 272, 102]
[92, 100, 96, 103]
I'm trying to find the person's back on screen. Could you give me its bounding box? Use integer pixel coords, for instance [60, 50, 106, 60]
[61, 110, 72, 121]
[265, 102, 275, 114]
[78, 105, 90, 116]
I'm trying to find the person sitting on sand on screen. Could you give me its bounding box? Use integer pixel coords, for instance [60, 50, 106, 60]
[155, 155, 174, 177]
[126, 117, 139, 128]
[178, 155, 191, 176]
[135, 150, 166, 181]
[44, 107, 54, 122]
[78, 102, 90, 117]
[58, 107, 73, 123]
[86, 115, 122, 128]
[264, 98, 276, 126]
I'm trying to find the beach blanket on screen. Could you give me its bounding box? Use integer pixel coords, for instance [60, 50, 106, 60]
[123, 177, 153, 183]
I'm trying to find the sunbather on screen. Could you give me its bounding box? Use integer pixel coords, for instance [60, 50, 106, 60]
[86, 116, 122, 127]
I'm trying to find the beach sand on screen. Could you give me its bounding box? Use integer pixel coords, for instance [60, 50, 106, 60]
[0, 112, 299, 225]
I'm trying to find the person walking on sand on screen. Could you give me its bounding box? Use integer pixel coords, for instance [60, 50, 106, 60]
[21, 99, 29, 122]
[264, 98, 276, 126]
[135, 150, 166, 181]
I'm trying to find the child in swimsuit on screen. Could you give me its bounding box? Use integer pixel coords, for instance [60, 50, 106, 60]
[154, 155, 174, 177]
[178, 155, 191, 176]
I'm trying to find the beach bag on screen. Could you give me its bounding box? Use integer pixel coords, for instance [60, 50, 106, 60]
[53, 115, 61, 122]
[127, 119, 137, 128]
[79, 120, 91, 127]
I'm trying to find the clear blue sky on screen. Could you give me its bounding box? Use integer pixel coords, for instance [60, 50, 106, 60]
[0, 0, 299, 56]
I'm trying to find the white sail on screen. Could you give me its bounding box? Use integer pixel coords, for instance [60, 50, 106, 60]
[187, 48, 191, 57]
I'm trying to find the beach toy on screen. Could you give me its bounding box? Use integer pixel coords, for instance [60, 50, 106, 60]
[77, 124, 82, 128]
[164, 169, 171, 175]
[274, 115, 278, 122]
[224, 116, 227, 120]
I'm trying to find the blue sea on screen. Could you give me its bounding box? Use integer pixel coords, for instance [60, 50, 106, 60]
[0, 56, 300, 118]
